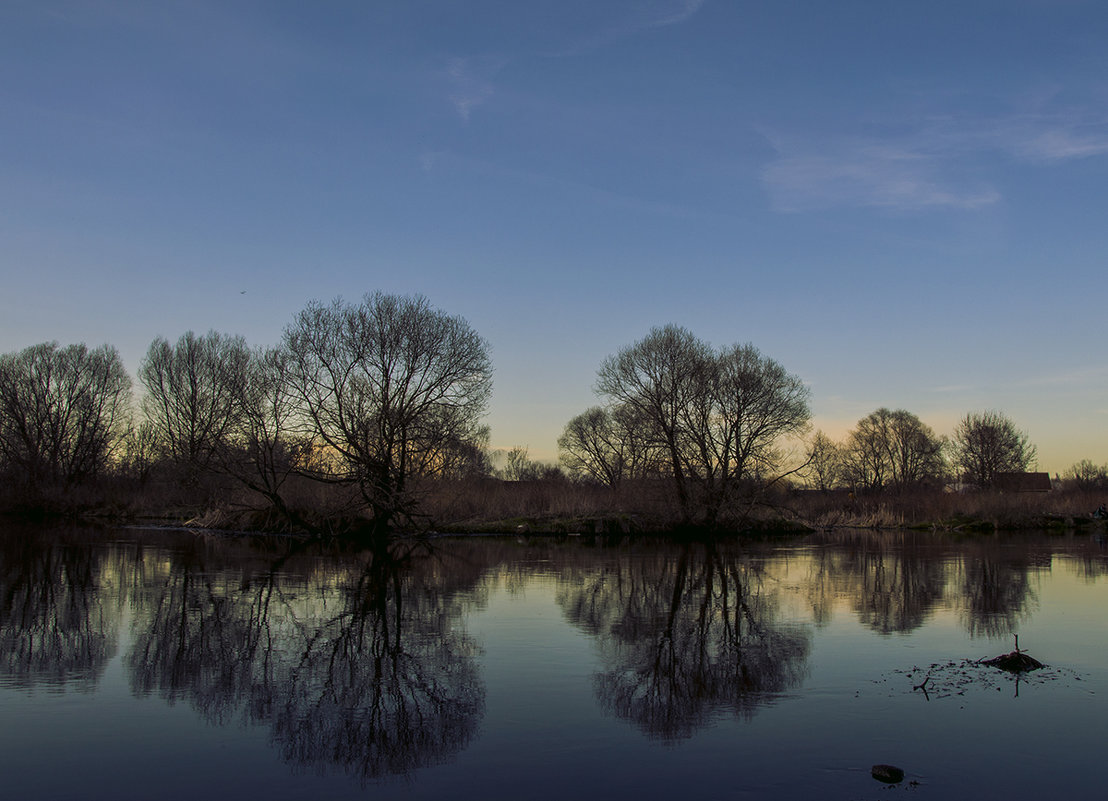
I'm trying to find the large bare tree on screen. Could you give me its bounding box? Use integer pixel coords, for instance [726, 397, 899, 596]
[0, 341, 131, 488]
[592, 325, 810, 525]
[283, 293, 492, 535]
[952, 410, 1036, 488]
[595, 325, 713, 519]
[841, 408, 946, 492]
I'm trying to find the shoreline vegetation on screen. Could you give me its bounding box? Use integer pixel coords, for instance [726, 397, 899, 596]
[3, 293, 1107, 542]
[3, 472, 1106, 540]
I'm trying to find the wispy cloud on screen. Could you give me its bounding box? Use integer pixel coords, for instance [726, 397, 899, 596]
[444, 56, 503, 121]
[418, 151, 442, 173]
[761, 102, 1108, 213]
[997, 117, 1108, 162]
[761, 140, 999, 213]
[643, 0, 705, 29]
[1017, 365, 1108, 388]
[552, 0, 706, 56]
[439, 2, 705, 119]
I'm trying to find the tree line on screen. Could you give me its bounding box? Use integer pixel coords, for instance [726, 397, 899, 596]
[0, 293, 491, 536]
[0, 292, 1084, 535]
[800, 408, 1039, 494]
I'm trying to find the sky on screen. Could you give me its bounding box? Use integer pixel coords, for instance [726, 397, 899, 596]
[2, 0, 1107, 474]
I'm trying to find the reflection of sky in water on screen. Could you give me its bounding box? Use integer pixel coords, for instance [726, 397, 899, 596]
[0, 530, 1106, 800]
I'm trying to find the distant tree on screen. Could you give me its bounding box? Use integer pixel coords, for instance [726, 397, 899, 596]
[1063, 459, 1107, 491]
[495, 445, 564, 481]
[952, 410, 1036, 488]
[841, 408, 945, 492]
[558, 404, 657, 487]
[888, 410, 946, 489]
[805, 430, 843, 491]
[438, 426, 493, 480]
[284, 293, 492, 535]
[841, 413, 889, 493]
[0, 341, 131, 488]
[213, 345, 307, 522]
[500, 446, 533, 481]
[559, 407, 621, 486]
[117, 420, 160, 486]
[139, 330, 251, 472]
[594, 325, 810, 524]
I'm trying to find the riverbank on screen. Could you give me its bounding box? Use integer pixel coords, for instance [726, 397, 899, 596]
[3, 474, 1106, 539]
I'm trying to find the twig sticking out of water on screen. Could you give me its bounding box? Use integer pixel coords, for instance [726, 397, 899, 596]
[912, 672, 931, 700]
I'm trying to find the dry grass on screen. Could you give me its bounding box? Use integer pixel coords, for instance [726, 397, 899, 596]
[7, 461, 1104, 536]
[790, 486, 1108, 531]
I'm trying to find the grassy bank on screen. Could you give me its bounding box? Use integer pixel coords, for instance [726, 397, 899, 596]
[3, 471, 1106, 538]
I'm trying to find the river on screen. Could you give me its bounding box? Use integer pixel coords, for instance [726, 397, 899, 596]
[1, 525, 1105, 799]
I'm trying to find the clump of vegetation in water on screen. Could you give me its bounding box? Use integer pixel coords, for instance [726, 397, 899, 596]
[980, 635, 1044, 673]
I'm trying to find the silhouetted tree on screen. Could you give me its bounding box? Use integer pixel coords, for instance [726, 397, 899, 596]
[499, 445, 533, 481]
[558, 404, 658, 487]
[805, 430, 843, 491]
[139, 330, 251, 472]
[1064, 459, 1108, 491]
[594, 326, 810, 524]
[437, 425, 493, 480]
[213, 345, 306, 522]
[953, 410, 1036, 488]
[595, 325, 708, 519]
[0, 342, 131, 488]
[842, 408, 945, 492]
[284, 293, 492, 535]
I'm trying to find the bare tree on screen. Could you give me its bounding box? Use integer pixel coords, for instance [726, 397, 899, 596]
[703, 343, 811, 502]
[595, 325, 714, 521]
[1064, 459, 1108, 491]
[0, 342, 131, 488]
[117, 420, 159, 486]
[841, 412, 890, 492]
[953, 410, 1036, 488]
[437, 425, 493, 480]
[214, 345, 307, 523]
[594, 326, 810, 524]
[841, 408, 945, 492]
[139, 331, 251, 472]
[283, 293, 492, 535]
[559, 403, 662, 487]
[805, 430, 842, 491]
[499, 446, 533, 481]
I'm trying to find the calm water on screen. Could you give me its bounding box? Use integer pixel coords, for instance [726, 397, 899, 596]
[2, 525, 1106, 800]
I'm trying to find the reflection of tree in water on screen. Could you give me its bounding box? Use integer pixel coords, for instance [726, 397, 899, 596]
[127, 538, 486, 780]
[0, 528, 119, 691]
[812, 531, 950, 635]
[1070, 539, 1108, 581]
[558, 543, 811, 740]
[958, 543, 1041, 638]
[803, 530, 1043, 639]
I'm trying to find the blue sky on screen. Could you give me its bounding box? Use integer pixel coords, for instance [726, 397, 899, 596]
[2, 0, 1107, 472]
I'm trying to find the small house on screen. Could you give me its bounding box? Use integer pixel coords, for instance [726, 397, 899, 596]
[993, 472, 1053, 493]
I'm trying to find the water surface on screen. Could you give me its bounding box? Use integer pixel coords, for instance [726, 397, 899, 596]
[2, 526, 1105, 799]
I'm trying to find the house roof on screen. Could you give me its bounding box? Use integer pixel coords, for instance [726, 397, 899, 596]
[993, 472, 1052, 492]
